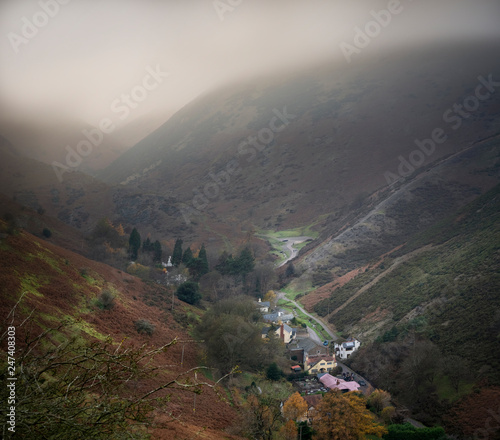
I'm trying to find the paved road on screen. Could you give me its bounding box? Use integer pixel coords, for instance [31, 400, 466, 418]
[278, 291, 338, 341]
[278, 236, 313, 267]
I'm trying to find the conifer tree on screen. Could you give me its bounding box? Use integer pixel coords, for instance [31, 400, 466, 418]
[128, 228, 141, 260]
[182, 247, 194, 266]
[172, 239, 183, 266]
[198, 244, 209, 275]
[142, 237, 152, 252]
[237, 247, 255, 275]
[153, 240, 162, 263]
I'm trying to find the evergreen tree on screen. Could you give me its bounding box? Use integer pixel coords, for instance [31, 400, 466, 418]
[285, 262, 295, 278]
[182, 247, 194, 266]
[128, 228, 141, 260]
[266, 362, 283, 381]
[198, 244, 209, 276]
[237, 247, 255, 275]
[176, 281, 201, 305]
[215, 251, 232, 275]
[142, 237, 152, 252]
[172, 239, 183, 266]
[153, 240, 162, 263]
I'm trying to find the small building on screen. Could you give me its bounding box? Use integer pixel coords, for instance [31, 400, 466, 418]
[263, 310, 294, 324]
[276, 323, 296, 344]
[305, 355, 337, 374]
[290, 365, 302, 373]
[334, 337, 361, 360]
[290, 337, 328, 357]
[255, 298, 271, 313]
[261, 326, 272, 339]
[318, 373, 360, 392]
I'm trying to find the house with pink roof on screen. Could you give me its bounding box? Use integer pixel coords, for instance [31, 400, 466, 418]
[318, 373, 360, 392]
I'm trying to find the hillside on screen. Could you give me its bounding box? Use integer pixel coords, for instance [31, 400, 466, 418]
[1, 42, 499, 255]
[308, 183, 500, 379]
[0, 225, 242, 439]
[100, 42, 500, 238]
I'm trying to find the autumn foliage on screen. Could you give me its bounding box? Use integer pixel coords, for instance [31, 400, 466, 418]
[283, 391, 308, 421]
[313, 390, 387, 440]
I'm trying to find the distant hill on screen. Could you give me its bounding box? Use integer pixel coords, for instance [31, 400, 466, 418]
[100, 42, 500, 237]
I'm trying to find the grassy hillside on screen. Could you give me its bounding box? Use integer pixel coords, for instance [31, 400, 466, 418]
[313, 184, 500, 378]
[0, 224, 242, 439]
[100, 42, 500, 238]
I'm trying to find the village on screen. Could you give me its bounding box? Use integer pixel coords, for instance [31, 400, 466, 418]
[255, 298, 368, 397]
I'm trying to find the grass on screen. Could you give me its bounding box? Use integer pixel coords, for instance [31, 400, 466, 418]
[277, 298, 331, 341]
[434, 374, 475, 402]
[20, 274, 46, 298]
[257, 226, 318, 266]
[281, 286, 309, 300]
[258, 225, 319, 239]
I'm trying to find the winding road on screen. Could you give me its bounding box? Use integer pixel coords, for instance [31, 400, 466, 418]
[277, 291, 338, 342]
[277, 236, 313, 267]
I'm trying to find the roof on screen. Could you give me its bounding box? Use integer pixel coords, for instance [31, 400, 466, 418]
[343, 342, 356, 348]
[304, 395, 321, 408]
[294, 338, 326, 355]
[319, 374, 360, 391]
[307, 355, 335, 366]
[263, 312, 294, 322]
[256, 301, 271, 308]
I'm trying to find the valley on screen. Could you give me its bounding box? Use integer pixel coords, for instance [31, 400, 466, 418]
[1, 32, 500, 440]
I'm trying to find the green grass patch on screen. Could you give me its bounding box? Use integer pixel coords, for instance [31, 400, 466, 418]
[435, 374, 475, 402]
[281, 286, 308, 300]
[70, 317, 107, 341]
[20, 274, 47, 298]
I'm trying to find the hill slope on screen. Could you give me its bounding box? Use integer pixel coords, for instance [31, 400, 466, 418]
[0, 225, 242, 439]
[100, 42, 500, 236]
[309, 183, 500, 379]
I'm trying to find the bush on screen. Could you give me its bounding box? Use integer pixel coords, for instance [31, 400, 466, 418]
[42, 228, 52, 238]
[135, 319, 155, 336]
[176, 281, 201, 305]
[331, 365, 343, 376]
[97, 289, 115, 310]
[383, 423, 446, 440]
[266, 362, 283, 381]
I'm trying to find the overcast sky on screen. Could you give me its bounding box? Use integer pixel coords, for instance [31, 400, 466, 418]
[1, 0, 500, 129]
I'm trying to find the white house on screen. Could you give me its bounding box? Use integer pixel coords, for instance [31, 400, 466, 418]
[334, 338, 361, 360]
[255, 299, 271, 313]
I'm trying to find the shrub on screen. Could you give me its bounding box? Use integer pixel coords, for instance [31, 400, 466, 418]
[135, 319, 155, 336]
[331, 365, 343, 376]
[266, 362, 283, 381]
[176, 281, 201, 305]
[42, 228, 52, 238]
[97, 289, 115, 310]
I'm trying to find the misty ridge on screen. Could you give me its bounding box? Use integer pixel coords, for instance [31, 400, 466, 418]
[1, 1, 500, 440]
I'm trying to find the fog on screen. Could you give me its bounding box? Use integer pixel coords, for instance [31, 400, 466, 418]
[1, 0, 499, 142]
